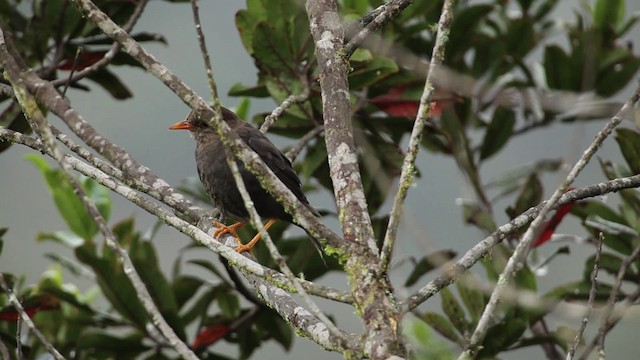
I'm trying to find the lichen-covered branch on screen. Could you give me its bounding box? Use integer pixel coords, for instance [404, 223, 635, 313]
[69, 0, 344, 253]
[461, 83, 640, 359]
[306, 1, 406, 358]
[402, 174, 640, 311]
[380, 0, 455, 274]
[566, 234, 603, 360]
[0, 30, 198, 360]
[0, 273, 65, 360]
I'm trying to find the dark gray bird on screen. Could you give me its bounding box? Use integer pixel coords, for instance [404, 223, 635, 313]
[169, 107, 318, 253]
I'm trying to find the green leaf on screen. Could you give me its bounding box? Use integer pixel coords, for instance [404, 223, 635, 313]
[593, 0, 624, 29]
[440, 287, 469, 336]
[421, 311, 462, 344]
[228, 82, 270, 97]
[404, 250, 457, 287]
[43, 252, 94, 278]
[517, 0, 533, 13]
[514, 262, 537, 291]
[584, 252, 637, 282]
[479, 318, 527, 357]
[544, 280, 623, 302]
[597, 58, 640, 97]
[188, 259, 226, 280]
[87, 69, 133, 100]
[76, 242, 149, 328]
[26, 154, 105, 239]
[349, 56, 399, 90]
[130, 238, 185, 340]
[533, 0, 559, 20]
[77, 332, 148, 353]
[255, 311, 293, 350]
[505, 18, 534, 58]
[301, 140, 328, 181]
[37, 230, 85, 248]
[463, 202, 497, 233]
[585, 215, 639, 237]
[456, 273, 485, 324]
[180, 287, 220, 326]
[263, 75, 311, 119]
[615, 128, 640, 174]
[506, 174, 543, 219]
[172, 275, 204, 308]
[571, 200, 625, 224]
[217, 289, 240, 318]
[252, 21, 294, 72]
[236, 8, 265, 55]
[544, 45, 576, 90]
[480, 108, 515, 160]
[350, 48, 373, 62]
[448, 4, 494, 55]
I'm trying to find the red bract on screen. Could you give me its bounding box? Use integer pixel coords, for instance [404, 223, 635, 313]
[192, 323, 231, 350]
[370, 85, 457, 118]
[532, 189, 576, 248]
[59, 51, 107, 71]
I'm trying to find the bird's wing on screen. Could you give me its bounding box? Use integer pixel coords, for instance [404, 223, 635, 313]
[237, 123, 310, 205]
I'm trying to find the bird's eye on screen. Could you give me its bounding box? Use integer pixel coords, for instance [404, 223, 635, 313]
[192, 119, 207, 128]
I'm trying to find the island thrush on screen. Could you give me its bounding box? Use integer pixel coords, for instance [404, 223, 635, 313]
[170, 107, 318, 253]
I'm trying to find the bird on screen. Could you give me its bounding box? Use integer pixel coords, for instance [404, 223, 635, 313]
[169, 107, 319, 253]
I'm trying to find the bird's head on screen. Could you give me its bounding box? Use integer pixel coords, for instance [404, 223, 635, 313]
[169, 107, 241, 141]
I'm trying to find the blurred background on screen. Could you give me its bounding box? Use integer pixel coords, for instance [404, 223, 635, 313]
[1, 0, 640, 358]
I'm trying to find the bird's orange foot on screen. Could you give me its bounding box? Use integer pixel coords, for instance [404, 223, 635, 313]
[234, 232, 262, 254]
[234, 218, 277, 254]
[212, 221, 244, 241]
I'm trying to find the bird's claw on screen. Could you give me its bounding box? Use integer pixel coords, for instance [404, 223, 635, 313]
[211, 221, 244, 239]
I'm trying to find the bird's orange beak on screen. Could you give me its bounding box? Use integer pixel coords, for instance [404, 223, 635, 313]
[169, 120, 192, 130]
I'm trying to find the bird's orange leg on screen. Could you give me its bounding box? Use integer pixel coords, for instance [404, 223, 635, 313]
[235, 218, 277, 254]
[212, 221, 245, 240]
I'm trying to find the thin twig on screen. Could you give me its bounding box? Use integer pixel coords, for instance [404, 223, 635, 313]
[61, 47, 83, 97]
[460, 83, 640, 359]
[70, 0, 344, 252]
[344, 0, 412, 58]
[16, 306, 23, 359]
[380, 0, 455, 274]
[577, 287, 640, 360]
[0, 30, 199, 360]
[260, 75, 311, 133]
[189, 0, 221, 113]
[566, 233, 603, 360]
[0, 273, 66, 360]
[222, 143, 349, 346]
[401, 174, 640, 311]
[595, 240, 640, 357]
[286, 124, 324, 161]
[187, 2, 346, 340]
[51, 0, 149, 87]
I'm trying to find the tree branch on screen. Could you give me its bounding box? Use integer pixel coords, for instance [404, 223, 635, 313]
[461, 83, 640, 359]
[51, 0, 149, 87]
[595, 239, 640, 357]
[0, 29, 199, 360]
[344, 0, 412, 58]
[307, 1, 406, 358]
[0, 273, 65, 360]
[402, 174, 640, 311]
[567, 233, 603, 360]
[380, 0, 455, 274]
[69, 0, 345, 253]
